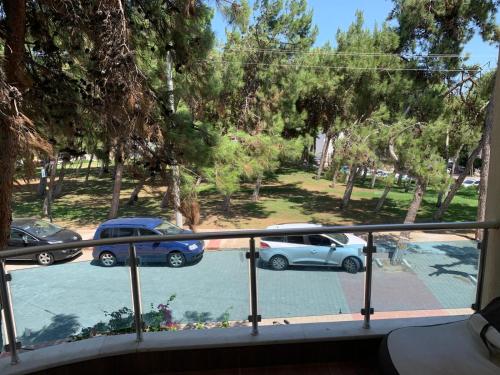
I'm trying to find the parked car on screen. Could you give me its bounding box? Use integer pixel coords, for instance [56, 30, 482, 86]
[259, 223, 367, 273]
[92, 217, 204, 267]
[462, 179, 478, 188]
[7, 219, 82, 266]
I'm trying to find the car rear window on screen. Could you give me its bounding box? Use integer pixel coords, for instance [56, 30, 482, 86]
[261, 236, 285, 242]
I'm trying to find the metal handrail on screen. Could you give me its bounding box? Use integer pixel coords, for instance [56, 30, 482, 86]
[0, 220, 498, 260]
[0, 220, 498, 366]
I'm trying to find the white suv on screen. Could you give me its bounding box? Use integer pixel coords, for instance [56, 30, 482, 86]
[260, 223, 367, 273]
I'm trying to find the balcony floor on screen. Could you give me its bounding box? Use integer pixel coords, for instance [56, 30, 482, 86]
[166, 361, 379, 374]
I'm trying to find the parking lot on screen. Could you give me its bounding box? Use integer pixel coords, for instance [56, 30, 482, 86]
[4, 239, 478, 348]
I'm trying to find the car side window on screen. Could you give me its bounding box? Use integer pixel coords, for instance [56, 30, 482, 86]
[116, 228, 137, 237]
[10, 229, 25, 241]
[308, 235, 332, 247]
[100, 228, 113, 239]
[261, 236, 285, 242]
[139, 228, 157, 236]
[287, 235, 305, 244]
[330, 234, 348, 245]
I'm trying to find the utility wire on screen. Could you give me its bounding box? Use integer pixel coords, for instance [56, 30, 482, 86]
[221, 47, 494, 60]
[197, 58, 482, 73]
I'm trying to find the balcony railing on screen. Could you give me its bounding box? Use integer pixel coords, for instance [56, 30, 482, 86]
[0, 220, 498, 366]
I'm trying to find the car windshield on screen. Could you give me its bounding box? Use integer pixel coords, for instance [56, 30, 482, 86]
[155, 221, 183, 235]
[20, 220, 62, 238]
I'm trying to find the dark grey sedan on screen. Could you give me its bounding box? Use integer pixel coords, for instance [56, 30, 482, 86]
[7, 219, 82, 266]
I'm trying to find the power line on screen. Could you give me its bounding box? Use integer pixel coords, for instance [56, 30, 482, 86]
[197, 58, 482, 73]
[221, 47, 495, 60]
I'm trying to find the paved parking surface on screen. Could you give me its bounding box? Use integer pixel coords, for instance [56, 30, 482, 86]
[5, 240, 478, 347]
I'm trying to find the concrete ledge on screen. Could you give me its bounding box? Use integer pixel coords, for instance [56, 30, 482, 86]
[0, 315, 468, 375]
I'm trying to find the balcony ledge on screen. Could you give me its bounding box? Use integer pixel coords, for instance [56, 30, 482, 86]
[0, 315, 467, 375]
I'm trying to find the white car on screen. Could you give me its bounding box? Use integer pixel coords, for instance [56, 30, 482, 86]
[259, 223, 367, 273]
[462, 179, 478, 187]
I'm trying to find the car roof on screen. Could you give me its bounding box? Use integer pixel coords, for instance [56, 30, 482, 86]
[98, 217, 163, 229]
[266, 223, 323, 230]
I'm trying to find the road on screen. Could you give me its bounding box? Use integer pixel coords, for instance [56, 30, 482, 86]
[5, 240, 478, 348]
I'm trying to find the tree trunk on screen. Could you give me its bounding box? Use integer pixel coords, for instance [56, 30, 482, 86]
[108, 151, 124, 219]
[0, 0, 27, 249]
[436, 191, 443, 208]
[343, 165, 351, 183]
[476, 98, 494, 241]
[340, 165, 357, 210]
[76, 157, 84, 174]
[161, 189, 170, 209]
[375, 185, 392, 212]
[223, 194, 231, 213]
[53, 159, 67, 197]
[361, 166, 368, 185]
[370, 169, 377, 188]
[397, 173, 403, 186]
[316, 135, 331, 179]
[393, 180, 426, 264]
[434, 143, 482, 221]
[37, 162, 48, 196]
[330, 162, 338, 188]
[127, 176, 147, 206]
[252, 176, 262, 202]
[43, 158, 57, 222]
[85, 154, 94, 182]
[171, 165, 183, 226]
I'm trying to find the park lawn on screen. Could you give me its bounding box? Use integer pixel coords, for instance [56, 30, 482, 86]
[12, 164, 478, 230]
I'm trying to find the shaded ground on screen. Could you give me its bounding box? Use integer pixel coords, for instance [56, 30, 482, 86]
[8, 240, 478, 348]
[12, 165, 479, 231]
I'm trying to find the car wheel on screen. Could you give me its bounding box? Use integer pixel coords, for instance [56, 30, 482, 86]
[167, 252, 185, 268]
[37, 252, 54, 266]
[343, 256, 361, 274]
[270, 255, 288, 271]
[100, 251, 117, 267]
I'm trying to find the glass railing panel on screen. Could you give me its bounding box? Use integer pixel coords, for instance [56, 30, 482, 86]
[257, 234, 366, 324]
[8, 246, 133, 350]
[372, 230, 478, 318]
[137, 239, 249, 331]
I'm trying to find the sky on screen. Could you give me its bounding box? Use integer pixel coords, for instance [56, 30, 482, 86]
[211, 0, 499, 70]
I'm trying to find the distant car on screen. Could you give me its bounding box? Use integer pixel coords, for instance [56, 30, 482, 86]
[473, 180, 480, 186]
[92, 217, 204, 267]
[259, 223, 367, 273]
[377, 170, 389, 177]
[7, 219, 82, 266]
[462, 179, 477, 188]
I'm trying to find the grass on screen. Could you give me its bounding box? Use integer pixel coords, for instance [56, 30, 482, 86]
[12, 164, 479, 230]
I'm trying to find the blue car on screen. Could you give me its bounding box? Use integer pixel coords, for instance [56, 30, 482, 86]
[92, 217, 204, 267]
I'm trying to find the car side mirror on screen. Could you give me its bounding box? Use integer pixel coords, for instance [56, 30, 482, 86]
[22, 235, 29, 246]
[330, 243, 336, 250]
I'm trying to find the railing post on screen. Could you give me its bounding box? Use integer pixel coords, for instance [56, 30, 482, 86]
[473, 229, 489, 311]
[0, 260, 19, 364]
[128, 243, 143, 342]
[247, 237, 260, 335]
[361, 232, 375, 329]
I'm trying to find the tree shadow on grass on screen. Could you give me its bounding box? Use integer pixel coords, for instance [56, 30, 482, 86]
[19, 314, 80, 347]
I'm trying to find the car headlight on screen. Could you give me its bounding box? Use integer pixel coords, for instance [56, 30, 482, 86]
[188, 244, 198, 251]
